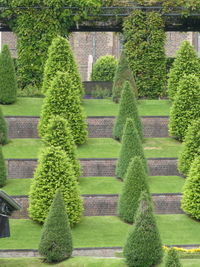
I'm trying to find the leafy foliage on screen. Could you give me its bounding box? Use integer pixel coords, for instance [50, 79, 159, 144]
[165, 247, 182, 267]
[169, 74, 200, 141]
[0, 146, 6, 187]
[123, 191, 163, 267]
[113, 81, 143, 141]
[29, 146, 83, 226]
[118, 156, 149, 223]
[0, 45, 17, 104]
[39, 189, 73, 263]
[0, 107, 8, 145]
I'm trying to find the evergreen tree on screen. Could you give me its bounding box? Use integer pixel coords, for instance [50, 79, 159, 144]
[39, 189, 73, 263]
[39, 72, 87, 145]
[43, 115, 81, 178]
[113, 81, 143, 142]
[123, 191, 163, 267]
[0, 45, 17, 104]
[168, 41, 200, 100]
[178, 119, 200, 176]
[118, 156, 149, 223]
[0, 146, 7, 187]
[169, 74, 200, 141]
[181, 155, 200, 220]
[29, 146, 83, 226]
[112, 50, 137, 103]
[42, 36, 83, 97]
[0, 107, 8, 145]
[116, 118, 147, 180]
[165, 247, 182, 267]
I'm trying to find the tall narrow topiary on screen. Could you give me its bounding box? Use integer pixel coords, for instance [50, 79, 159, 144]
[39, 189, 73, 263]
[178, 119, 200, 176]
[0, 45, 17, 104]
[39, 72, 87, 145]
[113, 81, 143, 142]
[168, 41, 200, 100]
[118, 156, 149, 224]
[181, 155, 200, 220]
[169, 74, 200, 141]
[29, 146, 83, 226]
[112, 50, 137, 103]
[0, 146, 7, 187]
[165, 247, 182, 267]
[0, 107, 8, 145]
[42, 36, 83, 97]
[123, 191, 163, 267]
[116, 118, 147, 180]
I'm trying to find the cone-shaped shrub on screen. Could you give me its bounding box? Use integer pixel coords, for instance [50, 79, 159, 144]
[29, 146, 83, 226]
[39, 189, 73, 263]
[42, 36, 83, 97]
[165, 247, 182, 267]
[178, 119, 200, 176]
[123, 191, 163, 267]
[39, 72, 87, 145]
[118, 156, 149, 223]
[43, 115, 81, 178]
[169, 74, 200, 141]
[0, 146, 7, 187]
[116, 118, 147, 180]
[0, 107, 8, 145]
[181, 155, 200, 220]
[168, 41, 200, 100]
[112, 51, 137, 103]
[113, 81, 143, 142]
[0, 45, 17, 104]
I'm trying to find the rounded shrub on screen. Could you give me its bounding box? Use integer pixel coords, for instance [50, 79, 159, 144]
[42, 36, 83, 97]
[181, 155, 200, 220]
[0, 107, 8, 145]
[168, 41, 200, 100]
[123, 191, 163, 267]
[165, 247, 182, 267]
[91, 55, 118, 82]
[39, 189, 73, 263]
[178, 119, 200, 176]
[112, 50, 137, 103]
[39, 72, 87, 145]
[118, 156, 149, 224]
[0, 45, 17, 104]
[113, 81, 143, 141]
[169, 74, 200, 141]
[29, 146, 83, 226]
[0, 146, 7, 187]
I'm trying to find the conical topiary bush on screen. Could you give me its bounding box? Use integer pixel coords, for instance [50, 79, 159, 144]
[0, 107, 8, 145]
[0, 146, 7, 187]
[165, 247, 182, 267]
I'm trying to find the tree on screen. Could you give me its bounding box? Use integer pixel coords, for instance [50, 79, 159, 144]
[116, 118, 147, 180]
[29, 146, 83, 226]
[165, 247, 182, 267]
[178, 119, 200, 176]
[0, 45, 17, 104]
[0, 107, 8, 145]
[123, 191, 163, 267]
[39, 189, 73, 263]
[0, 146, 7, 187]
[169, 74, 200, 141]
[181, 155, 200, 220]
[168, 41, 200, 100]
[113, 81, 143, 142]
[118, 156, 149, 223]
[39, 72, 87, 145]
[112, 50, 137, 103]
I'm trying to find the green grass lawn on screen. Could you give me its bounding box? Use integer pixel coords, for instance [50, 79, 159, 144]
[2, 138, 182, 159]
[0, 98, 171, 117]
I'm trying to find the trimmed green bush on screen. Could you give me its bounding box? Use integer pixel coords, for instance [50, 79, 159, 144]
[42, 36, 83, 97]
[29, 146, 83, 226]
[0, 45, 17, 104]
[91, 55, 118, 82]
[116, 118, 147, 180]
[43, 115, 81, 178]
[0, 146, 7, 187]
[39, 72, 87, 145]
[181, 155, 200, 220]
[118, 156, 149, 223]
[123, 191, 163, 267]
[165, 247, 182, 267]
[112, 50, 137, 103]
[0, 107, 8, 145]
[169, 74, 200, 141]
[113, 81, 143, 142]
[178, 119, 200, 176]
[39, 189, 73, 263]
[168, 41, 200, 100]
